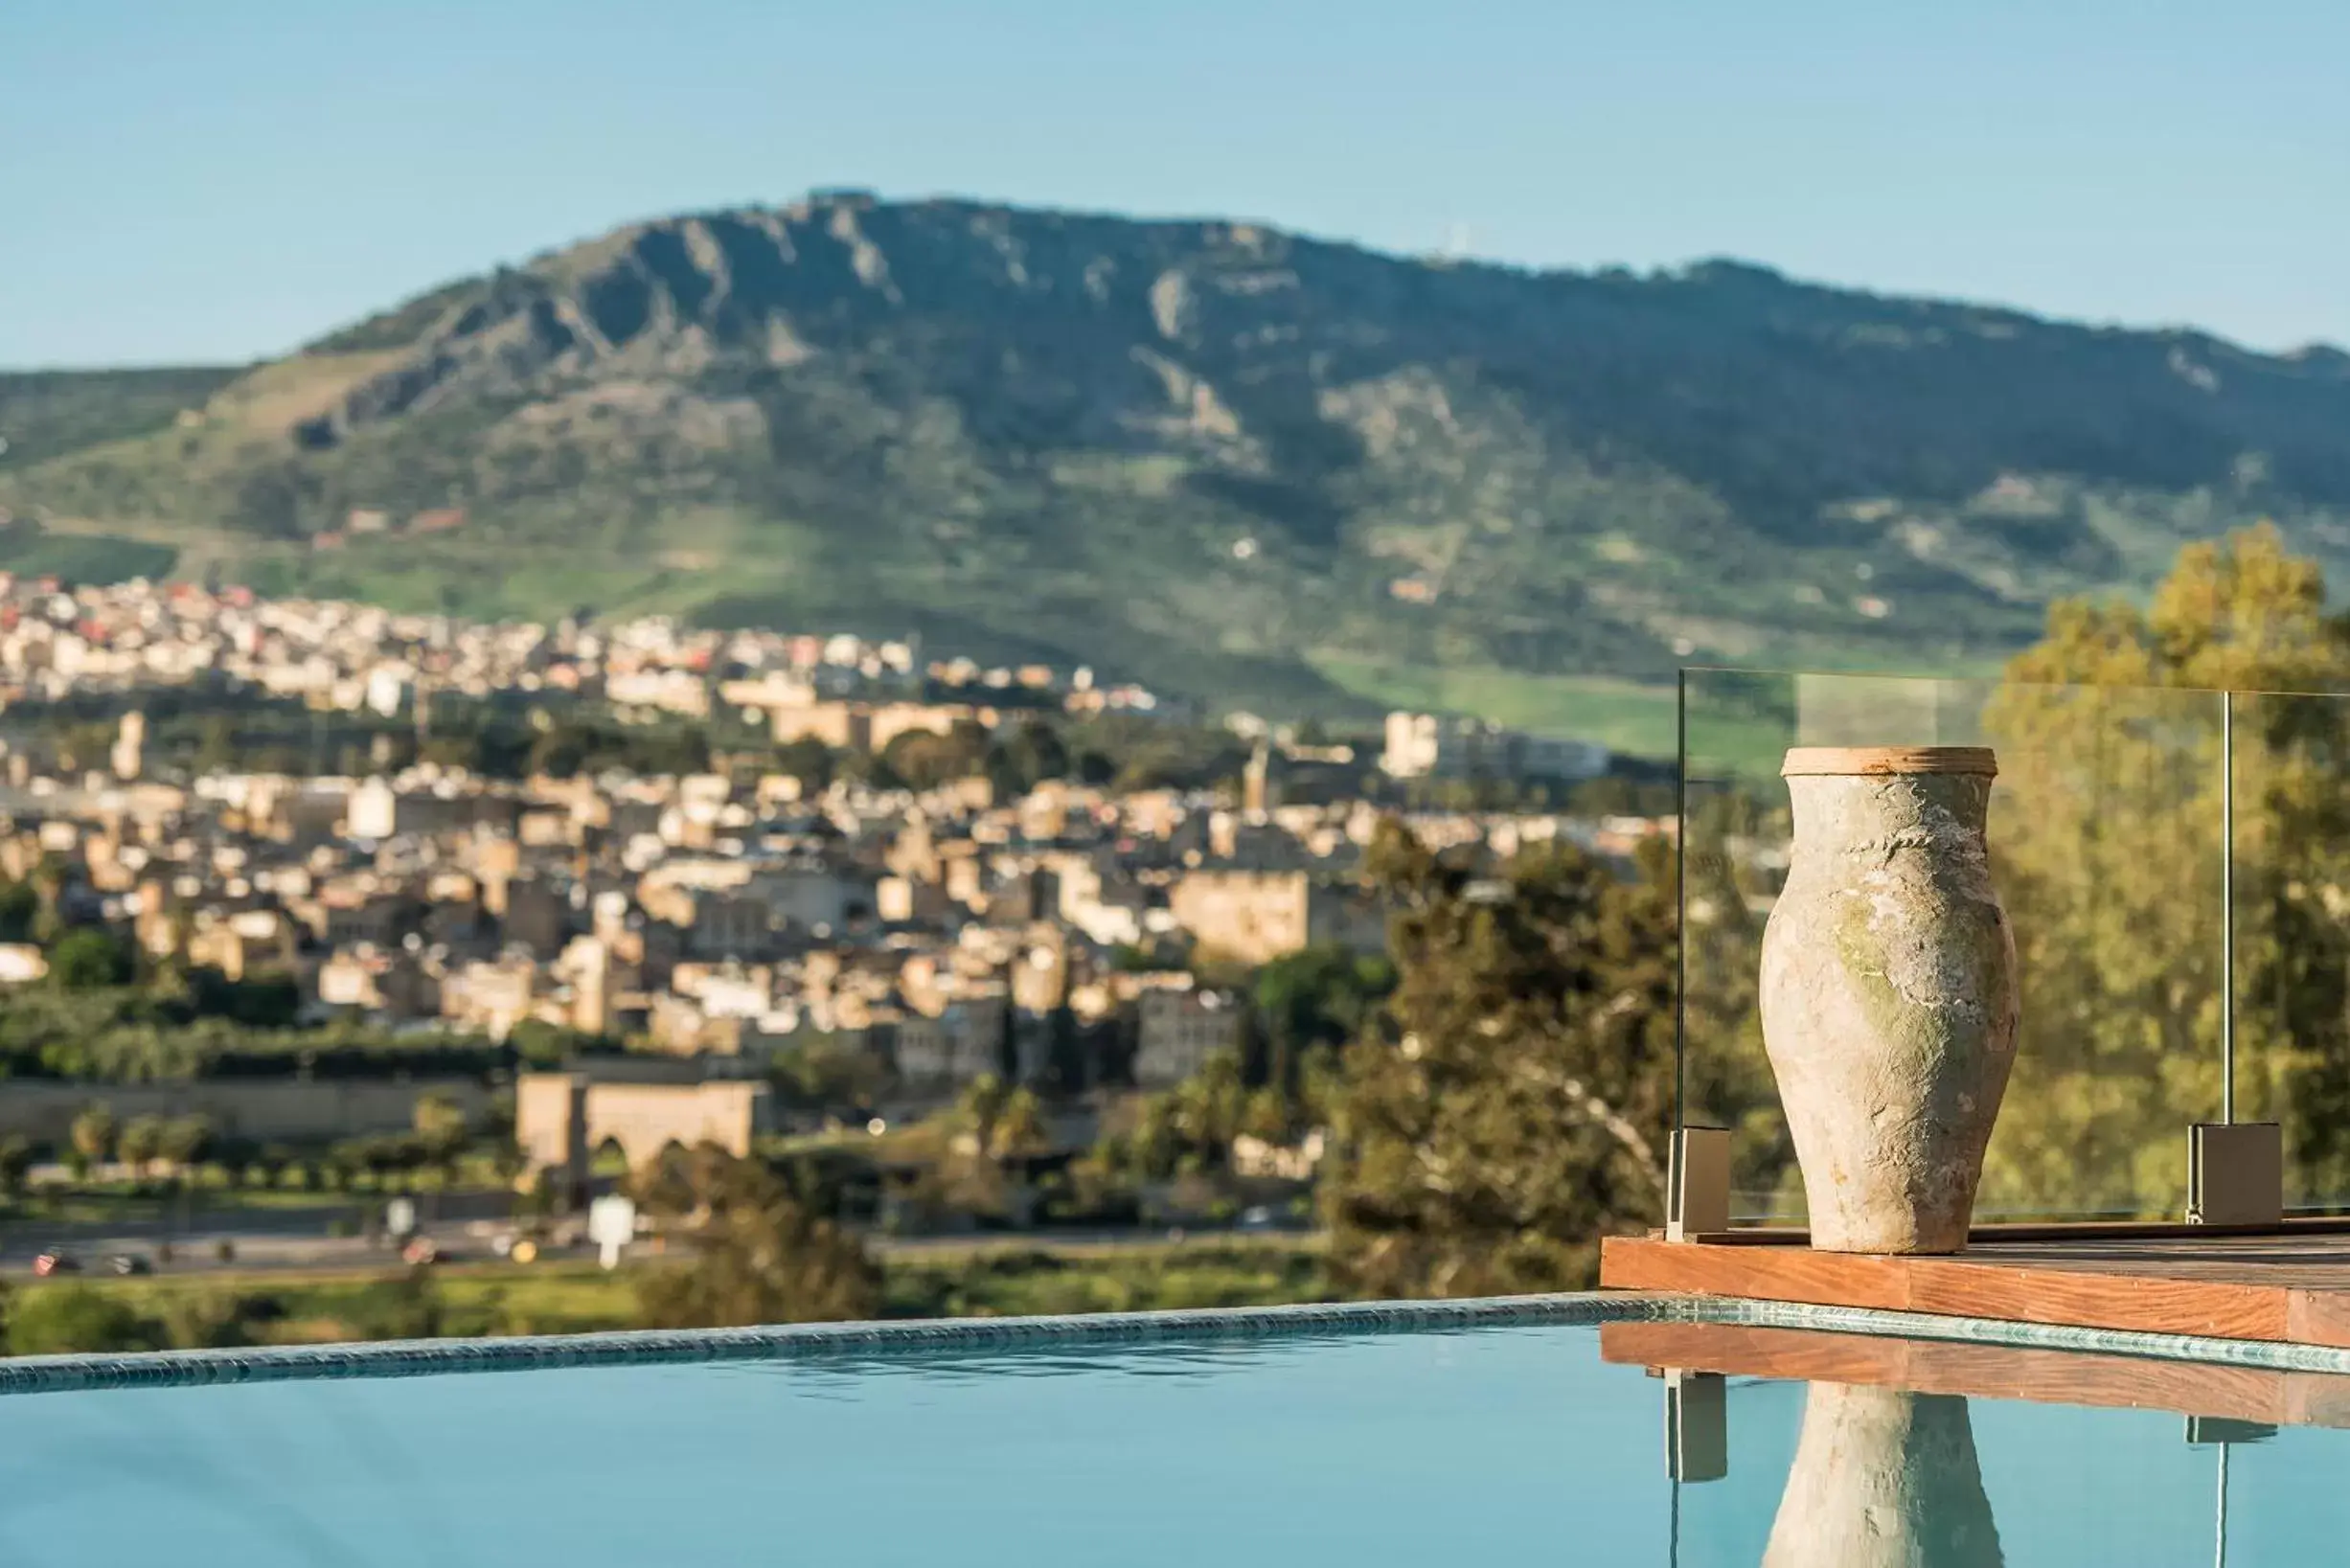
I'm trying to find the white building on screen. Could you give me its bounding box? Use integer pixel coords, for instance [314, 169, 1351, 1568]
[1380, 712, 1608, 784]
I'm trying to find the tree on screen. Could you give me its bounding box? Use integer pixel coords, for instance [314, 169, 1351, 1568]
[1167, 1048, 1235, 1157]
[0, 881, 37, 943]
[194, 714, 239, 774]
[413, 1090, 469, 1184]
[213, 1134, 260, 1189]
[69, 1103, 117, 1170]
[192, 968, 301, 1027]
[983, 722, 1055, 796]
[157, 1114, 215, 1174]
[772, 738, 836, 791]
[1253, 943, 1398, 1094]
[28, 856, 68, 945]
[1094, 1047, 1258, 1186]
[995, 999, 1021, 1081]
[1044, 1001, 1084, 1092]
[1976, 524, 2350, 1215]
[880, 720, 992, 791]
[345, 1270, 445, 1341]
[989, 1087, 1051, 1162]
[0, 1134, 33, 1197]
[637, 1149, 881, 1328]
[232, 459, 317, 539]
[508, 1017, 584, 1067]
[956, 1073, 1009, 1151]
[50, 928, 132, 990]
[157, 1288, 281, 1350]
[1107, 943, 1159, 974]
[1240, 1086, 1291, 1145]
[116, 1114, 167, 1172]
[526, 722, 590, 779]
[8, 1284, 163, 1355]
[768, 1035, 889, 1112]
[1318, 820, 1679, 1298]
[1005, 719, 1069, 786]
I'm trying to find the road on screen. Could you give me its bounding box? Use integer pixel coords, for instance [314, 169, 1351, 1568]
[0, 1202, 1309, 1280]
[0, 1190, 517, 1273]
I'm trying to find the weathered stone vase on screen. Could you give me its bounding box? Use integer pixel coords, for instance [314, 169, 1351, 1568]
[1759, 747, 2019, 1254]
[1762, 1385, 2005, 1568]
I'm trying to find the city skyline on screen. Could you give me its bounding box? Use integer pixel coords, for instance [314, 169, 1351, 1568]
[6, 0, 2348, 366]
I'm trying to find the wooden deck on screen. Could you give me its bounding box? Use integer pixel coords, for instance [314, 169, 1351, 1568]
[1598, 1318, 2350, 1430]
[1600, 1223, 2350, 1349]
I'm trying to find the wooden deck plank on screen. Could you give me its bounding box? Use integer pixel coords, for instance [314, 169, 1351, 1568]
[1902, 1257, 2293, 1342]
[1601, 1235, 1920, 1311]
[1599, 1232, 2350, 1349]
[1597, 1320, 2350, 1428]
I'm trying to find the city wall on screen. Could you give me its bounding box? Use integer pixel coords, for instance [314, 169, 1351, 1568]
[0, 1078, 491, 1146]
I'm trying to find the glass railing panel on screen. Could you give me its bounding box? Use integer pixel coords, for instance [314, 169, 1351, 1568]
[1677, 667, 1799, 1224]
[1975, 676, 2225, 1221]
[2226, 689, 2350, 1214]
[1681, 668, 2227, 1226]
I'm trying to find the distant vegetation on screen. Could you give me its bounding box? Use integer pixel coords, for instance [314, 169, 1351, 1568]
[0, 1239, 1332, 1354]
[0, 366, 239, 472]
[7, 196, 2349, 739]
[14, 520, 2350, 1349]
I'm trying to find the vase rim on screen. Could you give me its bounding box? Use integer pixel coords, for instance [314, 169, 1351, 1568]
[1781, 745, 1998, 778]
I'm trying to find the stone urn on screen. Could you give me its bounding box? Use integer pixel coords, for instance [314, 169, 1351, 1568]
[1759, 747, 2019, 1254]
[1762, 1385, 2005, 1568]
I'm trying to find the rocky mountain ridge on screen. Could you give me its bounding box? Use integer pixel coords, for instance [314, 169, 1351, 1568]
[6, 192, 2348, 739]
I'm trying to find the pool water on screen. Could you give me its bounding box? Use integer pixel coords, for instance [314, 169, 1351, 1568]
[3, 1320, 2347, 1565]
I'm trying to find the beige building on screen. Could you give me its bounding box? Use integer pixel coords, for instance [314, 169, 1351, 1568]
[769, 701, 868, 749]
[515, 1071, 771, 1172]
[1167, 870, 1386, 966]
[557, 934, 620, 1035]
[318, 944, 439, 1018]
[868, 701, 994, 751]
[442, 958, 537, 1038]
[111, 711, 145, 781]
[185, 909, 297, 982]
[761, 697, 999, 753]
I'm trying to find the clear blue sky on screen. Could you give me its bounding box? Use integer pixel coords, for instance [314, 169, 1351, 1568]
[5, 0, 2345, 367]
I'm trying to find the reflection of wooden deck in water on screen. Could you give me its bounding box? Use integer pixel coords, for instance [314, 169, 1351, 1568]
[1601, 1224, 2350, 1349]
[1599, 1319, 2350, 1429]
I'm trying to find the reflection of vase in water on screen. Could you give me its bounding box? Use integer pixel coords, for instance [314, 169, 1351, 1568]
[1763, 1385, 2003, 1568]
[1760, 747, 2019, 1253]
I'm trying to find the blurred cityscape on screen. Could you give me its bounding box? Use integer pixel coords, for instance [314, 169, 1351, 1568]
[0, 569, 1682, 1347]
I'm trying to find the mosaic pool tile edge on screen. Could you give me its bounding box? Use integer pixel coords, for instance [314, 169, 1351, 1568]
[11, 1291, 2350, 1396]
[0, 1293, 1680, 1395]
[1688, 1297, 2350, 1375]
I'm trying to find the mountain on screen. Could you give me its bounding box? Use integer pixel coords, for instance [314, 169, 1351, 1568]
[6, 192, 2350, 749]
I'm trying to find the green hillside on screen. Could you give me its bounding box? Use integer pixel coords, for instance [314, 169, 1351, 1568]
[0, 366, 241, 472]
[5, 193, 2349, 735]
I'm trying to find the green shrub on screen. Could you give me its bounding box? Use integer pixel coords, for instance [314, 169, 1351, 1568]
[7, 1284, 162, 1355]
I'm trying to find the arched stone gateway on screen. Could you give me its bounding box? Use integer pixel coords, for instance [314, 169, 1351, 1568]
[516, 1072, 771, 1178]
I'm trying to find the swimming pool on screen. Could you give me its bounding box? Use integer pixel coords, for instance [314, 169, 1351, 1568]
[4, 1296, 2347, 1565]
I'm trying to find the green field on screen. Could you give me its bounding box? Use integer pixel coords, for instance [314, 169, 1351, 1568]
[1309, 651, 1802, 763]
